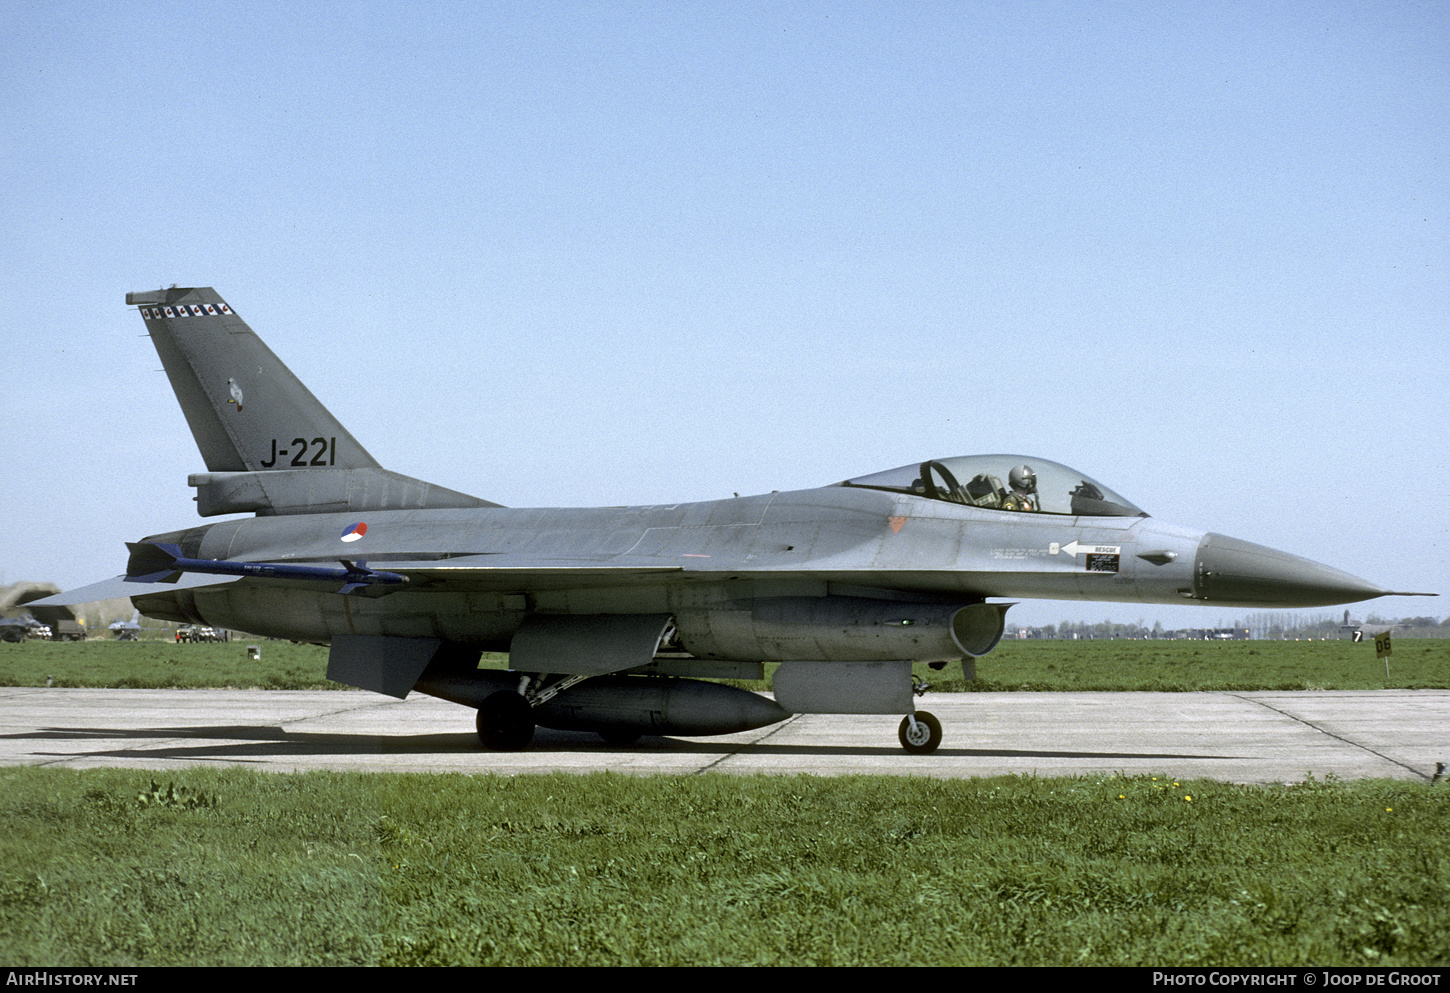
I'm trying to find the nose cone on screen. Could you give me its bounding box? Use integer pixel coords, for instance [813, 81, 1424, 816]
[1193, 533, 1389, 607]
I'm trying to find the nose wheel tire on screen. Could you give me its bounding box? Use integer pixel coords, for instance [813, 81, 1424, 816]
[477, 691, 535, 751]
[898, 711, 942, 755]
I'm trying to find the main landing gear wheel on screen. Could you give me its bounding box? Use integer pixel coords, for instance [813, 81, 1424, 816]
[898, 711, 942, 755]
[477, 691, 535, 751]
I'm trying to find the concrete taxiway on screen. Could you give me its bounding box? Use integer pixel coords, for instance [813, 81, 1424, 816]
[2, 687, 1446, 782]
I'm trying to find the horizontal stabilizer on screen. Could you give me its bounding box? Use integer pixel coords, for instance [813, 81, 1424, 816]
[27, 572, 244, 607]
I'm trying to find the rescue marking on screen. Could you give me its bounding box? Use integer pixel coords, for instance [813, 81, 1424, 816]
[888, 516, 907, 533]
[1050, 541, 1121, 558]
[1039, 540, 1123, 573]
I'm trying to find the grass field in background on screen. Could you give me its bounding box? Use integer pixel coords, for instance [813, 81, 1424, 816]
[0, 766, 1444, 967]
[1, 637, 1444, 691]
[967, 637, 1449, 692]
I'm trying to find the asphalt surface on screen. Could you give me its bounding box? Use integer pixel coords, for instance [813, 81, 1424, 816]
[2, 687, 1446, 783]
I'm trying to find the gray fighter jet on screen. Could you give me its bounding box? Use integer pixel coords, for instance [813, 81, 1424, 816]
[36, 288, 1432, 753]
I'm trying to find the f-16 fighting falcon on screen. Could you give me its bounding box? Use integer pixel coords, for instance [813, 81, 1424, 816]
[36, 288, 1432, 754]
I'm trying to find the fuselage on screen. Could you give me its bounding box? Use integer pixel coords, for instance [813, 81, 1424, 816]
[131, 481, 1372, 652]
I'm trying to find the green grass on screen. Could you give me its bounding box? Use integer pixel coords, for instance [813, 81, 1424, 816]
[0, 767, 1444, 966]
[0, 638, 342, 689]
[2, 638, 1445, 691]
[0, 639, 510, 690]
[961, 637, 1450, 692]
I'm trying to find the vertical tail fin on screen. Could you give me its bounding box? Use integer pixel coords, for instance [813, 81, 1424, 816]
[127, 287, 497, 516]
[127, 287, 379, 473]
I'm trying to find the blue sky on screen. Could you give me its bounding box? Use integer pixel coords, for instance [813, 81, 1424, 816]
[3, 1, 1445, 628]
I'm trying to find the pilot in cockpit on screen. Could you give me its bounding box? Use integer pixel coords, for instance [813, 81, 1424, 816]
[1002, 464, 1038, 512]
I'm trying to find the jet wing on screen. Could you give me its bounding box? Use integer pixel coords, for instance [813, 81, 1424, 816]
[373, 557, 686, 593]
[35, 552, 687, 606]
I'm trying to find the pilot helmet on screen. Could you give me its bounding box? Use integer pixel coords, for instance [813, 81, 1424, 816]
[1009, 464, 1036, 494]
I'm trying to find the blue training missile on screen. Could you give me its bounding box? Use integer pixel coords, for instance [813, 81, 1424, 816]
[124, 542, 409, 596]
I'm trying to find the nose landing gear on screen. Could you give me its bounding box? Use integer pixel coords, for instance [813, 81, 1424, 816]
[898, 711, 942, 755]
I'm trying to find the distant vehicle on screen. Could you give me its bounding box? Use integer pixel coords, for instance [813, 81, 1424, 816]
[36, 287, 1436, 754]
[175, 625, 225, 643]
[0, 616, 38, 643]
[49, 619, 86, 642]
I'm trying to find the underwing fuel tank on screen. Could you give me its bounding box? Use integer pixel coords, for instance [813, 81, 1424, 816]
[416, 671, 792, 736]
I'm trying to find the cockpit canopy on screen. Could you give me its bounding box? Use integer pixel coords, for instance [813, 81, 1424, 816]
[840, 454, 1147, 518]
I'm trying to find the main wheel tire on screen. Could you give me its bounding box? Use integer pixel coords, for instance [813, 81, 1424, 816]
[477, 691, 535, 751]
[898, 711, 942, 755]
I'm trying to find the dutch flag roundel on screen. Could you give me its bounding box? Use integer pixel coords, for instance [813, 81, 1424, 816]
[341, 522, 368, 543]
